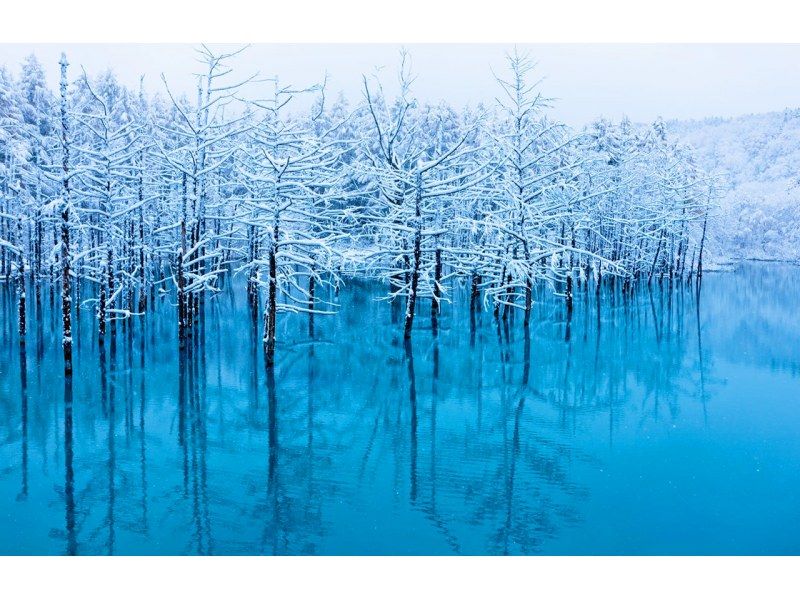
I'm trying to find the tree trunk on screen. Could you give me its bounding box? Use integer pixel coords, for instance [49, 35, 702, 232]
[61, 207, 72, 377]
[470, 272, 481, 312]
[17, 219, 26, 349]
[138, 204, 147, 314]
[178, 219, 186, 351]
[697, 206, 709, 285]
[59, 54, 73, 379]
[404, 226, 421, 340]
[404, 181, 423, 340]
[263, 223, 278, 367]
[308, 272, 315, 338]
[523, 276, 532, 328]
[98, 262, 107, 345]
[431, 247, 442, 336]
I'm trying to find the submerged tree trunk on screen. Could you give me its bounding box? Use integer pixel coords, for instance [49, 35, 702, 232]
[404, 228, 421, 340]
[431, 246, 442, 336]
[565, 270, 574, 318]
[138, 202, 147, 314]
[648, 230, 665, 285]
[566, 226, 575, 314]
[404, 181, 423, 340]
[502, 271, 514, 322]
[98, 257, 107, 346]
[34, 208, 42, 313]
[523, 276, 532, 328]
[17, 218, 26, 349]
[178, 218, 187, 351]
[697, 204, 709, 286]
[470, 272, 481, 312]
[59, 53, 73, 378]
[263, 223, 278, 367]
[61, 206, 72, 376]
[247, 225, 259, 313]
[308, 271, 315, 338]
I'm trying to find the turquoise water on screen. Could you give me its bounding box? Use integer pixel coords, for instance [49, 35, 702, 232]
[1, 263, 799, 555]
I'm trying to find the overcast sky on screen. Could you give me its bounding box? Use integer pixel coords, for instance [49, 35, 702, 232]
[1, 43, 799, 126]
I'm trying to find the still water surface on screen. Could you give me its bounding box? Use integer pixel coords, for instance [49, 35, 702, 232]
[1, 263, 799, 555]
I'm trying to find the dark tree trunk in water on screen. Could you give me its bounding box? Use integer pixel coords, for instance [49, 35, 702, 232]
[648, 230, 664, 286]
[17, 219, 26, 349]
[98, 262, 107, 345]
[308, 273, 315, 338]
[56, 54, 75, 529]
[697, 207, 709, 287]
[469, 273, 481, 347]
[404, 228, 421, 340]
[247, 225, 259, 313]
[177, 219, 186, 351]
[565, 270, 574, 318]
[522, 238, 532, 328]
[263, 223, 278, 367]
[502, 273, 513, 322]
[100, 250, 113, 347]
[59, 54, 73, 378]
[566, 227, 575, 315]
[470, 272, 481, 312]
[138, 204, 147, 314]
[193, 218, 202, 328]
[126, 216, 135, 328]
[34, 212, 42, 313]
[404, 182, 423, 340]
[565, 287, 573, 343]
[188, 219, 199, 332]
[60, 194, 72, 378]
[523, 277, 532, 328]
[431, 247, 442, 336]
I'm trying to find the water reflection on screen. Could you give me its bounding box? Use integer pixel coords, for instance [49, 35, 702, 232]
[2, 263, 800, 554]
[63, 375, 76, 556]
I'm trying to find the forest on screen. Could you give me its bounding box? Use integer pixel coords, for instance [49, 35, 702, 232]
[670, 109, 800, 261]
[0, 46, 717, 376]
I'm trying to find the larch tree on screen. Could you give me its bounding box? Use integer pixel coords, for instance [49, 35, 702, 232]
[237, 76, 350, 365]
[359, 51, 493, 339]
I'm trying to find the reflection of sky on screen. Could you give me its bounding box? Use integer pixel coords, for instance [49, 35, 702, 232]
[1, 44, 800, 126]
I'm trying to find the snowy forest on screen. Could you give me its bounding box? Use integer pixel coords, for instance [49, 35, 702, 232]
[0, 46, 717, 376]
[670, 110, 800, 261]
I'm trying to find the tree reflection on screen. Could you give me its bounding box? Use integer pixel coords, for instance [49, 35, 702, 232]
[7, 266, 793, 555]
[64, 375, 76, 556]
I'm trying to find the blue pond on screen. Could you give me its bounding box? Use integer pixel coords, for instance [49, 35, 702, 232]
[1, 262, 799, 555]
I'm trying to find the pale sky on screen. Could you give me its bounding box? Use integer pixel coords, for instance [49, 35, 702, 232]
[1, 43, 799, 126]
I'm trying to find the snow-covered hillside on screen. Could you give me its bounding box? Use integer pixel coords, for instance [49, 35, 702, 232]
[669, 110, 800, 263]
